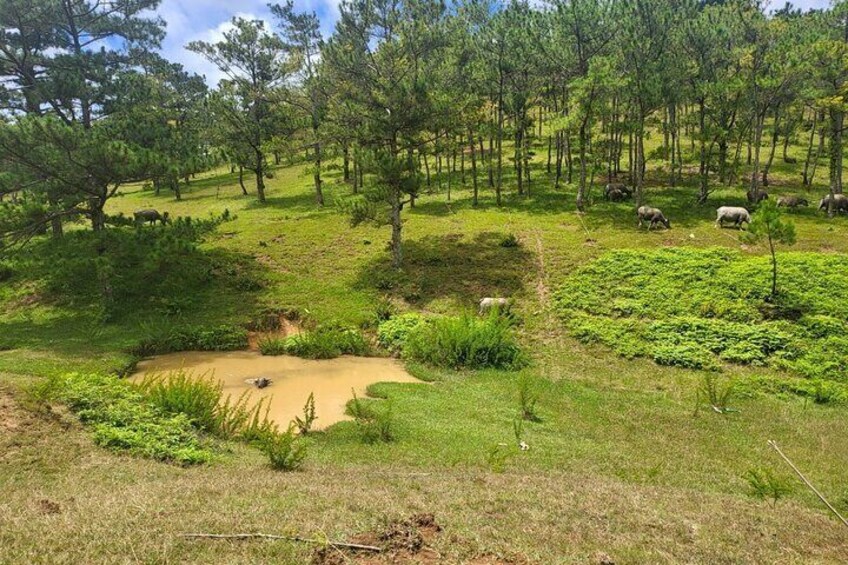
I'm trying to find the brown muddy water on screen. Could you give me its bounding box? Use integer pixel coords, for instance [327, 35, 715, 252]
[130, 352, 421, 430]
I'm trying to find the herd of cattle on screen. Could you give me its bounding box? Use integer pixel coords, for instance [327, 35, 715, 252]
[603, 182, 847, 231]
[131, 183, 845, 232]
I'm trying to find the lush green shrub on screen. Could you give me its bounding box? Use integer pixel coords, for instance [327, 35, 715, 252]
[132, 324, 248, 356]
[377, 313, 425, 352]
[282, 324, 367, 359]
[258, 425, 307, 471]
[43, 373, 212, 465]
[404, 312, 526, 370]
[257, 336, 287, 356]
[138, 371, 277, 440]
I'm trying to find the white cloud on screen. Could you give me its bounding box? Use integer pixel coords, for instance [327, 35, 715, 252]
[155, 0, 341, 85]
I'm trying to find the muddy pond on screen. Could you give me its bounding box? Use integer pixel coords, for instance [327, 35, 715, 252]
[130, 352, 420, 430]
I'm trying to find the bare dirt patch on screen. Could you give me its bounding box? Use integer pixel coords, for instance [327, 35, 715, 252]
[312, 514, 520, 565]
[37, 498, 62, 515]
[0, 389, 24, 433]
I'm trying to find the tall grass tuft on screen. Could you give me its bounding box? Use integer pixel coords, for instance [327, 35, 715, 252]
[518, 377, 541, 422]
[745, 468, 793, 506]
[347, 389, 394, 443]
[405, 311, 526, 370]
[257, 335, 287, 356]
[694, 374, 737, 415]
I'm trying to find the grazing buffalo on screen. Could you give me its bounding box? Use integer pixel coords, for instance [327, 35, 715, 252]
[133, 209, 169, 226]
[716, 206, 751, 229]
[776, 196, 809, 208]
[637, 206, 671, 230]
[747, 189, 769, 204]
[604, 183, 633, 201]
[479, 297, 511, 315]
[818, 193, 848, 214]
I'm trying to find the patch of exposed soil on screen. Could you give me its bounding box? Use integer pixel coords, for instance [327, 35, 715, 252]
[0, 390, 23, 433]
[247, 311, 303, 350]
[311, 514, 522, 565]
[37, 498, 61, 515]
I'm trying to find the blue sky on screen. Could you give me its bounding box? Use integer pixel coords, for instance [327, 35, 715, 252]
[154, 0, 834, 85]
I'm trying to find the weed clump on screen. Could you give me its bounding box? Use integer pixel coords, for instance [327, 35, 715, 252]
[499, 233, 520, 248]
[404, 312, 526, 370]
[293, 392, 317, 434]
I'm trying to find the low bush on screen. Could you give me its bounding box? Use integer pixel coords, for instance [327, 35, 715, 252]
[138, 371, 277, 440]
[257, 336, 287, 356]
[377, 313, 425, 352]
[745, 468, 793, 506]
[282, 323, 367, 359]
[41, 373, 212, 465]
[132, 324, 248, 357]
[404, 312, 526, 370]
[257, 425, 307, 471]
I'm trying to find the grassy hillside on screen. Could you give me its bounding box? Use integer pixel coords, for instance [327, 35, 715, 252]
[2, 147, 848, 562]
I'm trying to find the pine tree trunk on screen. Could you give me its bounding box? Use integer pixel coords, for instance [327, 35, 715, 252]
[469, 129, 479, 207]
[829, 107, 844, 195]
[255, 148, 266, 204]
[748, 113, 765, 202]
[313, 138, 324, 206]
[238, 166, 248, 195]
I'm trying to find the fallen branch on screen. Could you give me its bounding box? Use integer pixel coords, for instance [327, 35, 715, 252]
[768, 440, 848, 528]
[180, 532, 382, 552]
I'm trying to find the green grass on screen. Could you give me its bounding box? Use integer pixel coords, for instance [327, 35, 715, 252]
[1, 130, 848, 562]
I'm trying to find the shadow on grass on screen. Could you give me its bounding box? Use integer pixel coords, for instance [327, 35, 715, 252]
[0, 225, 268, 356]
[355, 231, 534, 309]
